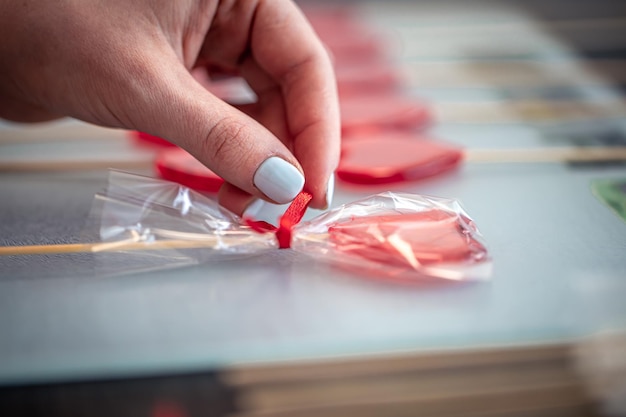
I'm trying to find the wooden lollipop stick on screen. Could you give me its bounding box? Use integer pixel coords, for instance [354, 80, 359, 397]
[465, 146, 626, 163]
[0, 227, 271, 256]
[0, 234, 330, 256]
[0, 158, 155, 172]
[0, 243, 101, 256]
[0, 238, 259, 256]
[0, 240, 221, 256]
[0, 123, 128, 144]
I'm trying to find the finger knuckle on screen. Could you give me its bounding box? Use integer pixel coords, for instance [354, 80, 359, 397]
[202, 116, 251, 166]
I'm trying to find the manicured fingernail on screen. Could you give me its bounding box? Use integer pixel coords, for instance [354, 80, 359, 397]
[325, 174, 335, 208]
[253, 157, 305, 204]
[243, 199, 266, 218]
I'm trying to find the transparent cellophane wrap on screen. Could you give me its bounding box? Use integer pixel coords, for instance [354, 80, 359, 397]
[82, 171, 277, 275]
[84, 171, 492, 281]
[292, 193, 492, 282]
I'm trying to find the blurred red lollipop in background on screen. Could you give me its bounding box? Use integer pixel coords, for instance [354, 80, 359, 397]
[303, 4, 389, 65]
[155, 148, 224, 192]
[338, 132, 463, 185]
[131, 130, 176, 148]
[336, 61, 401, 95]
[340, 94, 432, 134]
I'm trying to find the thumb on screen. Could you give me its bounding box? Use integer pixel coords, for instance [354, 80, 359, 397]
[132, 61, 305, 207]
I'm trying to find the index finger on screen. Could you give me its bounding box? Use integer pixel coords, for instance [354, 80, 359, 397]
[250, 0, 340, 209]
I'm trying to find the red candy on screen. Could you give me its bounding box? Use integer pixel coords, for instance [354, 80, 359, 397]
[291, 191, 492, 282]
[340, 94, 432, 134]
[304, 7, 385, 62]
[131, 131, 176, 148]
[338, 133, 463, 185]
[155, 148, 224, 192]
[329, 211, 487, 268]
[336, 62, 401, 95]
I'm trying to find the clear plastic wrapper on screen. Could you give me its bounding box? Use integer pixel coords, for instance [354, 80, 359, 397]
[292, 193, 491, 282]
[84, 171, 491, 281]
[82, 171, 277, 275]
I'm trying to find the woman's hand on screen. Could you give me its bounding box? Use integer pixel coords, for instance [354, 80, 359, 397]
[0, 0, 340, 213]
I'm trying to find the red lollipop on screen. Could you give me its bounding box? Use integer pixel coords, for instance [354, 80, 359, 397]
[131, 131, 176, 148]
[340, 94, 432, 134]
[290, 191, 492, 282]
[303, 6, 357, 32]
[336, 62, 401, 95]
[338, 132, 463, 185]
[329, 211, 487, 269]
[303, 7, 385, 61]
[155, 148, 224, 192]
[321, 30, 384, 62]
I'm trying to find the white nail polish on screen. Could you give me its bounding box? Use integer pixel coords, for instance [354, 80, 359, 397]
[243, 199, 266, 218]
[326, 174, 335, 208]
[253, 157, 305, 204]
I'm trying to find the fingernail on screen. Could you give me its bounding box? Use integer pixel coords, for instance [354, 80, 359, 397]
[325, 174, 335, 208]
[243, 199, 266, 218]
[253, 157, 304, 204]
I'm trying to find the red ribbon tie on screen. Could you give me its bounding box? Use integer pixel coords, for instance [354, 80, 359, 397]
[244, 192, 313, 249]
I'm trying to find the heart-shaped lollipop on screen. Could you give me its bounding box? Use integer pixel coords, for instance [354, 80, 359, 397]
[338, 132, 463, 184]
[131, 130, 176, 147]
[328, 211, 486, 269]
[155, 148, 224, 192]
[340, 94, 432, 134]
[336, 62, 401, 95]
[291, 191, 491, 281]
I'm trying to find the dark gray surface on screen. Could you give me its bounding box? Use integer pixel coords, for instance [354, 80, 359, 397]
[0, 172, 108, 280]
